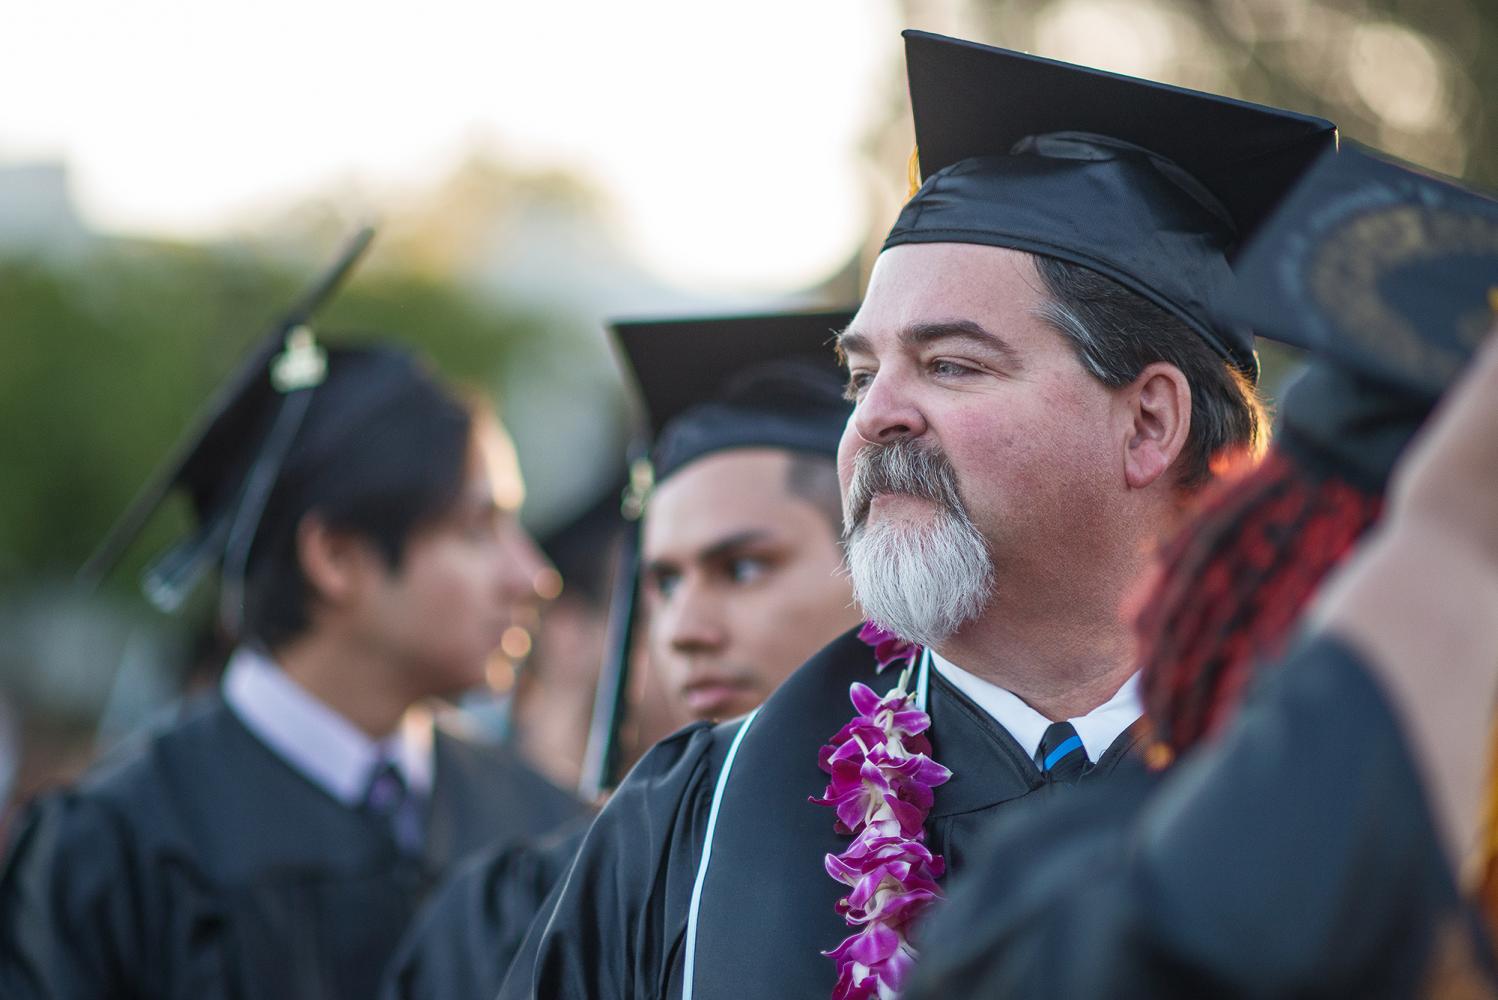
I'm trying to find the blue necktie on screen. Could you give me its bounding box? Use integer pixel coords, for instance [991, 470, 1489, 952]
[1037, 721, 1087, 783]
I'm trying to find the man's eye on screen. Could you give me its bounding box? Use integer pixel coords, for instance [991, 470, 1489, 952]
[652, 572, 681, 599]
[930, 358, 975, 378]
[727, 557, 769, 585]
[843, 371, 873, 401]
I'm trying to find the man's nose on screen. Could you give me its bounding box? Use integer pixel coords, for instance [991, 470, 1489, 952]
[497, 524, 553, 602]
[851, 368, 928, 445]
[665, 579, 727, 654]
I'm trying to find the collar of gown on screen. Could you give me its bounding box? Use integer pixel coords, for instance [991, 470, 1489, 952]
[222, 646, 434, 805]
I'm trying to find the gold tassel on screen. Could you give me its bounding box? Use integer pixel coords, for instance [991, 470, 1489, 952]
[906, 145, 922, 200]
[1472, 720, 1498, 949]
[1476, 290, 1498, 947]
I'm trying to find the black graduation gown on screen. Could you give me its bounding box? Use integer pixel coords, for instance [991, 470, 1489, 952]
[499, 626, 1143, 999]
[904, 636, 1498, 1000]
[380, 817, 590, 1000]
[0, 695, 586, 1000]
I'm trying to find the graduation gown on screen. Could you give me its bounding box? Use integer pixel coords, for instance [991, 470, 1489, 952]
[380, 818, 590, 1000]
[904, 636, 1497, 1000]
[500, 626, 1143, 999]
[0, 695, 586, 1000]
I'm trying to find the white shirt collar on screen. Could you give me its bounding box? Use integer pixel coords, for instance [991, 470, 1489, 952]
[929, 651, 1142, 763]
[222, 646, 434, 805]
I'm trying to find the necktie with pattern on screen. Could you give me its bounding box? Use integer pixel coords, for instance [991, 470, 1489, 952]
[1036, 720, 1088, 783]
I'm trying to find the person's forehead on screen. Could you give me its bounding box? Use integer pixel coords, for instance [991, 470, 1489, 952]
[647, 449, 797, 520]
[469, 414, 525, 512]
[844, 243, 1049, 351]
[642, 449, 826, 555]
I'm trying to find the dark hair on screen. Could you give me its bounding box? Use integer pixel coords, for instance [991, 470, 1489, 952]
[1031, 256, 1265, 489]
[783, 451, 844, 536]
[241, 345, 474, 650]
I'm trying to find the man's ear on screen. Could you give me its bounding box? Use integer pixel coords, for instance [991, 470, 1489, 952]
[295, 515, 379, 608]
[1122, 362, 1192, 490]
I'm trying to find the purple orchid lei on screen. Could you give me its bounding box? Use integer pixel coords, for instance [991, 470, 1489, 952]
[810, 622, 951, 1000]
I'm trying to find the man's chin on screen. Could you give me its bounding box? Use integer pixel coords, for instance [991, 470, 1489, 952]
[681, 684, 758, 723]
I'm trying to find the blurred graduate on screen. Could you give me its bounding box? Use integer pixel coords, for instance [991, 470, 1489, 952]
[0, 233, 585, 1000]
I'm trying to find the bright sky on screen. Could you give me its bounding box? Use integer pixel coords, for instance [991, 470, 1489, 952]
[2, 0, 901, 291]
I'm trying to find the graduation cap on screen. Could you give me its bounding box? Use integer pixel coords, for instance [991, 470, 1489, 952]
[77, 227, 377, 624]
[612, 308, 855, 495]
[578, 309, 854, 799]
[1218, 143, 1498, 488]
[885, 30, 1338, 378]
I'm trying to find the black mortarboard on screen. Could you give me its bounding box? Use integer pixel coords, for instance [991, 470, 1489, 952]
[611, 309, 855, 485]
[1220, 143, 1498, 488]
[78, 228, 377, 619]
[885, 30, 1338, 378]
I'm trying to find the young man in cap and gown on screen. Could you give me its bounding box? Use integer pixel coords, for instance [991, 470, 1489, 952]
[499, 32, 1334, 1000]
[0, 240, 585, 1000]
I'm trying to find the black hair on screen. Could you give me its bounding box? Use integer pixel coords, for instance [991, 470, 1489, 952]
[240, 344, 474, 650]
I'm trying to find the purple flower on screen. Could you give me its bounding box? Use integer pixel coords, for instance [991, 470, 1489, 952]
[857, 621, 920, 674]
[811, 718, 950, 837]
[826, 842, 943, 927]
[824, 923, 918, 1000]
[810, 645, 952, 1000]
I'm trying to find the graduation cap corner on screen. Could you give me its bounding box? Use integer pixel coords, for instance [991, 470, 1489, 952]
[77, 225, 378, 622]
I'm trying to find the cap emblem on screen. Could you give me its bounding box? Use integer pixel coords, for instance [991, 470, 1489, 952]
[270, 326, 328, 393]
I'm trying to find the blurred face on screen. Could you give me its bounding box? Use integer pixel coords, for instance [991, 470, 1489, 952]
[838, 244, 1127, 643]
[361, 426, 550, 696]
[641, 448, 860, 722]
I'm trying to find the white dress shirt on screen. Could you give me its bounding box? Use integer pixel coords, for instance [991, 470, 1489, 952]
[222, 646, 434, 806]
[930, 650, 1143, 763]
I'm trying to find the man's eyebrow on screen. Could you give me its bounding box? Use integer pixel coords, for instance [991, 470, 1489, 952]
[699, 529, 774, 564]
[834, 320, 1022, 369]
[834, 326, 868, 362]
[641, 556, 679, 579]
[905, 320, 1022, 367]
[642, 529, 776, 580]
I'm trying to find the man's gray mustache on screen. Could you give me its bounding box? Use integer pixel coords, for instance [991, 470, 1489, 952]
[842, 442, 969, 535]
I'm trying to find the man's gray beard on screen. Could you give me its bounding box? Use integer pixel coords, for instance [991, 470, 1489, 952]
[842, 442, 994, 649]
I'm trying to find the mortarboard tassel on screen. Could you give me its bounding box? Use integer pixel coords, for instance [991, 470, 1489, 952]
[1476, 288, 1498, 952]
[218, 329, 327, 635]
[1475, 720, 1498, 939]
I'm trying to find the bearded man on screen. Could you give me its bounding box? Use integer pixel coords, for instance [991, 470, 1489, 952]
[905, 144, 1498, 1000]
[498, 32, 1334, 1000]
